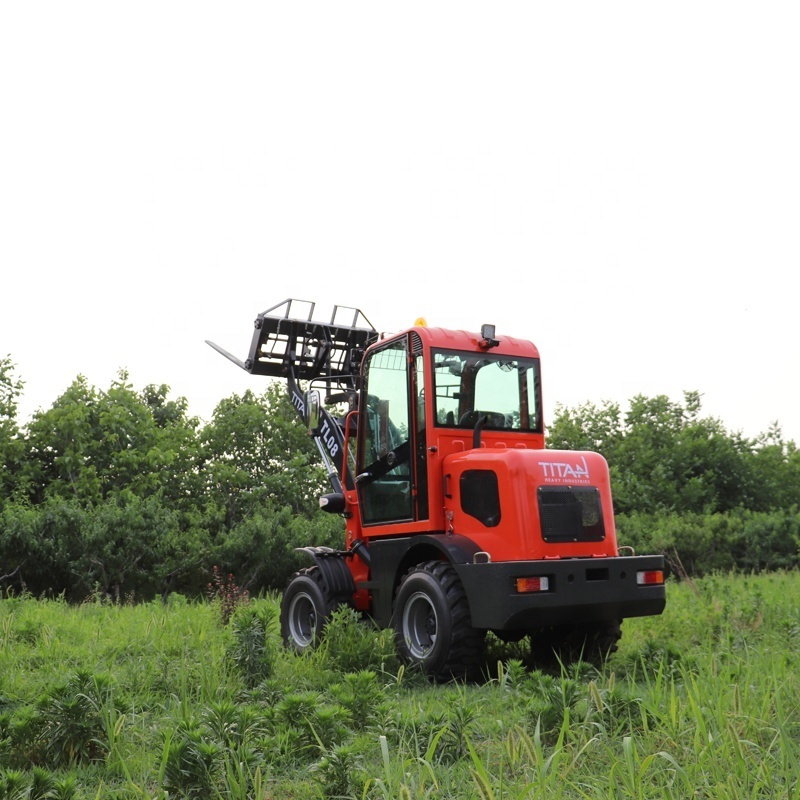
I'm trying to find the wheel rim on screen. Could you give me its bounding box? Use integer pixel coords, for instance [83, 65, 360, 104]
[287, 591, 317, 647]
[402, 590, 438, 659]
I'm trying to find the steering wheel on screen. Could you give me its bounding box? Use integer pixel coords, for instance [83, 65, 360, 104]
[459, 410, 505, 428]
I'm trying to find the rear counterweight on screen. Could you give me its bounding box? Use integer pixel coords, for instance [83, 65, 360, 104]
[454, 555, 666, 631]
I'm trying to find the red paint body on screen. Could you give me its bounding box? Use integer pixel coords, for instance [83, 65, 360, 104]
[337, 324, 636, 615]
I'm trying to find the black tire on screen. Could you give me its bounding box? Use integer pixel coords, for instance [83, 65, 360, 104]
[579, 619, 622, 661]
[393, 560, 485, 680]
[280, 567, 337, 653]
[530, 619, 622, 665]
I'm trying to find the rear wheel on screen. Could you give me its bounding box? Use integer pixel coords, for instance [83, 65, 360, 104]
[576, 619, 622, 661]
[280, 567, 337, 653]
[530, 619, 622, 665]
[393, 560, 485, 680]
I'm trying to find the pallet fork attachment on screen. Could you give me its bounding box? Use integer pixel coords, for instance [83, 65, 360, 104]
[207, 299, 379, 493]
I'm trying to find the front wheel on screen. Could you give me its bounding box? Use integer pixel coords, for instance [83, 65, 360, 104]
[280, 568, 337, 653]
[393, 561, 485, 680]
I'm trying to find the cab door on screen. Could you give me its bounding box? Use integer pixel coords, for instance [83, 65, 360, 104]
[357, 334, 426, 525]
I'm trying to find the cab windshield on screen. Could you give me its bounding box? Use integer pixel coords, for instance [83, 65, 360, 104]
[432, 349, 542, 432]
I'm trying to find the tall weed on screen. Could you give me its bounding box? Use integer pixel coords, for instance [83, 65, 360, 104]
[316, 607, 399, 674]
[226, 600, 278, 688]
[2, 572, 800, 798]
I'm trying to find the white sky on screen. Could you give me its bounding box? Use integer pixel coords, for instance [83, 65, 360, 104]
[1, 2, 799, 444]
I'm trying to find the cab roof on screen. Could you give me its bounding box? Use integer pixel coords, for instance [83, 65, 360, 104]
[376, 324, 541, 359]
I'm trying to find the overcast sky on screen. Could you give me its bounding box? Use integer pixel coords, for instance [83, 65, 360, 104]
[2, 2, 798, 444]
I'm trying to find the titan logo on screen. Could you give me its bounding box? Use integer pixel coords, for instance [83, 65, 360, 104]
[290, 391, 306, 416]
[540, 455, 590, 482]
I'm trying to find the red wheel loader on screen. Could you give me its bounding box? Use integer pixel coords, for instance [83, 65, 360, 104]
[208, 300, 666, 678]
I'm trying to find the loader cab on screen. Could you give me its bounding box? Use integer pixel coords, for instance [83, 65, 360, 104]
[354, 326, 544, 531]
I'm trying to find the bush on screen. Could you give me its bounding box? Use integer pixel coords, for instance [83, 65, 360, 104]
[0, 499, 84, 597]
[733, 507, 800, 571]
[616, 508, 800, 577]
[219, 506, 343, 594]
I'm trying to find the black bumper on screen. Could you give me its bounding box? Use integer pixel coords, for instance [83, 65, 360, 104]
[454, 555, 666, 631]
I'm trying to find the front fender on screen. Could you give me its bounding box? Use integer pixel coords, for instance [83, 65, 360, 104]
[295, 546, 355, 601]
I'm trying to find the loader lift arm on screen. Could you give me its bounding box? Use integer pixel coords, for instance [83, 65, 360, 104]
[206, 299, 378, 493]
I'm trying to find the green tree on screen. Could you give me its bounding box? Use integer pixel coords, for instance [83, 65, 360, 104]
[3, 367, 346, 597]
[21, 375, 104, 504]
[2, 372, 206, 596]
[0, 496, 85, 595]
[547, 391, 794, 515]
[747, 423, 800, 511]
[547, 398, 623, 461]
[615, 392, 755, 514]
[21, 372, 201, 507]
[201, 383, 327, 526]
[0, 355, 24, 502]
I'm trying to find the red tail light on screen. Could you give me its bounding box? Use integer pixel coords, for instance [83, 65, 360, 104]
[636, 570, 664, 586]
[516, 576, 550, 594]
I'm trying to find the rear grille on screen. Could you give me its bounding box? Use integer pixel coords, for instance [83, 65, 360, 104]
[537, 486, 605, 543]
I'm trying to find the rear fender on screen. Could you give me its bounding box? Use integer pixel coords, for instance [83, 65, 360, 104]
[366, 534, 482, 627]
[395, 534, 483, 575]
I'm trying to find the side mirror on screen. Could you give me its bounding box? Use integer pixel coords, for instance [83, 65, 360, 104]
[306, 390, 322, 435]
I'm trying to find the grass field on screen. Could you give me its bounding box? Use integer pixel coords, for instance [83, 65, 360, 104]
[1, 571, 799, 799]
